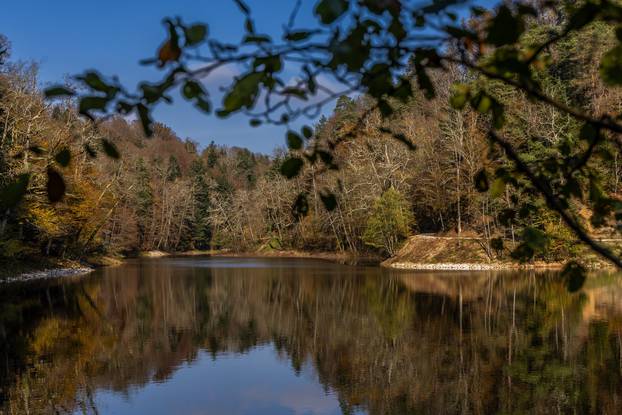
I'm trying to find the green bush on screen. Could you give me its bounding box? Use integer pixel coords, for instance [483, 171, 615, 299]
[363, 188, 414, 256]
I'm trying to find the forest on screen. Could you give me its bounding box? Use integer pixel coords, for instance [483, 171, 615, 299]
[1, 3, 621, 267]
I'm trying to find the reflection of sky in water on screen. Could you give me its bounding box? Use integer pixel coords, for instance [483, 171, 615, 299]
[87, 346, 358, 415]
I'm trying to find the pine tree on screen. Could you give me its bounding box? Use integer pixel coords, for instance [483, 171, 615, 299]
[205, 141, 219, 168]
[166, 155, 182, 181]
[363, 188, 414, 256]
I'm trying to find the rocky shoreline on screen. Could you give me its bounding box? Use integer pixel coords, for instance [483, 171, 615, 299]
[384, 262, 565, 271]
[387, 262, 510, 270]
[1, 267, 94, 284]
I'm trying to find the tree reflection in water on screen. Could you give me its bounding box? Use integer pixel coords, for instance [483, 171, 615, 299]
[1, 257, 622, 414]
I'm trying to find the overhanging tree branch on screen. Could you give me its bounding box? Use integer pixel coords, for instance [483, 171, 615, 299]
[489, 130, 622, 269]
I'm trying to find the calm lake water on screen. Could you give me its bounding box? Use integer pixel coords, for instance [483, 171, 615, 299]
[1, 257, 622, 414]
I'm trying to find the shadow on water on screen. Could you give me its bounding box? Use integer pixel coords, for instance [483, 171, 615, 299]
[1, 257, 622, 414]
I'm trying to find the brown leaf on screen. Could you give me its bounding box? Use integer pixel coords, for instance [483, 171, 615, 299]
[158, 40, 181, 65]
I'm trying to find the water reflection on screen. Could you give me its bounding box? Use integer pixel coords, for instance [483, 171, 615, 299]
[1, 257, 622, 414]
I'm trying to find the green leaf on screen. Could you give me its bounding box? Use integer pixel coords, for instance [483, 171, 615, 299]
[498, 208, 516, 226]
[315, 0, 348, 24]
[511, 243, 534, 261]
[79, 96, 108, 114]
[388, 18, 406, 40]
[317, 150, 335, 168]
[301, 125, 313, 139]
[363, 0, 401, 15]
[243, 35, 271, 44]
[490, 177, 506, 198]
[472, 93, 492, 113]
[182, 80, 204, 99]
[80, 71, 116, 95]
[46, 168, 66, 203]
[580, 123, 598, 142]
[136, 104, 153, 137]
[306, 70, 317, 94]
[44, 86, 74, 98]
[0, 173, 29, 209]
[566, 2, 599, 31]
[444, 25, 477, 40]
[363, 64, 393, 98]
[378, 100, 393, 117]
[600, 45, 622, 85]
[285, 31, 312, 42]
[101, 139, 120, 159]
[280, 157, 304, 178]
[140, 84, 162, 104]
[292, 192, 309, 219]
[393, 78, 413, 102]
[486, 5, 524, 46]
[84, 144, 97, 158]
[320, 190, 337, 211]
[387, 131, 416, 151]
[474, 169, 489, 192]
[54, 148, 71, 167]
[449, 84, 470, 109]
[223, 72, 263, 112]
[414, 63, 435, 99]
[286, 131, 303, 150]
[253, 55, 282, 73]
[185, 24, 208, 46]
[249, 119, 262, 127]
[522, 227, 548, 251]
[281, 87, 307, 100]
[116, 100, 134, 114]
[491, 102, 505, 129]
[195, 97, 211, 114]
[490, 237, 504, 251]
[561, 261, 587, 292]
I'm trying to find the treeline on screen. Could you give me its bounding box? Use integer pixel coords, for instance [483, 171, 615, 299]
[208, 19, 622, 261]
[1, 16, 621, 263]
[0, 53, 271, 259]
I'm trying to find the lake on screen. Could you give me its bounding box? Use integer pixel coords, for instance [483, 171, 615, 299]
[1, 257, 621, 414]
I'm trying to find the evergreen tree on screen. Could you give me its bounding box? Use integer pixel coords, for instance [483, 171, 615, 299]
[235, 148, 257, 186]
[363, 188, 414, 256]
[205, 141, 219, 168]
[166, 155, 182, 181]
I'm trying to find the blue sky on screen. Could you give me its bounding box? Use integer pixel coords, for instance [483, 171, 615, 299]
[1, 0, 322, 154]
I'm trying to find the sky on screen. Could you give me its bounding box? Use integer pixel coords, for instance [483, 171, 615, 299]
[1, 0, 496, 154]
[1, 0, 323, 154]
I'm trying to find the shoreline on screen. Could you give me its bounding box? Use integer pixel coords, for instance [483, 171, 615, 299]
[210, 249, 383, 264]
[0, 255, 122, 284]
[2, 248, 610, 283]
[383, 261, 566, 271]
[142, 249, 383, 265]
[0, 267, 94, 284]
